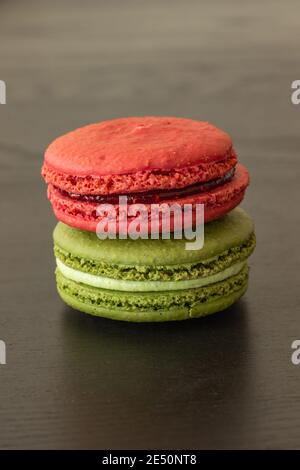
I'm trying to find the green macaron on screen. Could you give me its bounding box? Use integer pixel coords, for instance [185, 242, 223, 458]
[53, 207, 255, 322]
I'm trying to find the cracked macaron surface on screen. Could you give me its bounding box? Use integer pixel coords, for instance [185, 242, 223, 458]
[54, 208, 255, 322]
[42, 116, 249, 233]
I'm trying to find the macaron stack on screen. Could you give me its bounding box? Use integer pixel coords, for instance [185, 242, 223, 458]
[42, 116, 255, 322]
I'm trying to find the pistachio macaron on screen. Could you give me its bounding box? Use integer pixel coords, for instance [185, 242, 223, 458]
[54, 207, 255, 322]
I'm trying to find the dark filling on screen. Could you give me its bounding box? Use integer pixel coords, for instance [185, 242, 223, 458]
[57, 167, 235, 204]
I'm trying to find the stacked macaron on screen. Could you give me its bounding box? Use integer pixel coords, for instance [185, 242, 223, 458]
[42, 116, 255, 322]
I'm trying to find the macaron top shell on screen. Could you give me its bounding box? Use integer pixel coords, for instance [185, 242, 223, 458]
[53, 207, 254, 267]
[42, 117, 237, 195]
[45, 117, 233, 176]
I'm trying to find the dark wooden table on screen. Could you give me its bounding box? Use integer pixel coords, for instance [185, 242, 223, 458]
[1, 0, 300, 450]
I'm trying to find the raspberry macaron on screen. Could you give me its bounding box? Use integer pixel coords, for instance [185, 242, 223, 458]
[42, 116, 249, 233]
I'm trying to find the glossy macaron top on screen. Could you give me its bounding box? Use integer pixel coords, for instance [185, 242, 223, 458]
[42, 116, 237, 194]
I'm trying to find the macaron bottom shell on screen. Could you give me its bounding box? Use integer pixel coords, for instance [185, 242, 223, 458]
[47, 164, 249, 233]
[56, 264, 249, 322]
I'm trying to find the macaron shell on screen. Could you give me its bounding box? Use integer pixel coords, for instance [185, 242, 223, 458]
[54, 233, 255, 281]
[57, 272, 248, 322]
[42, 153, 237, 195]
[44, 117, 233, 176]
[53, 206, 254, 267]
[48, 164, 249, 233]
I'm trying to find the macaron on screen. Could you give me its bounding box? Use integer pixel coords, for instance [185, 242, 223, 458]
[42, 116, 249, 233]
[53, 207, 255, 322]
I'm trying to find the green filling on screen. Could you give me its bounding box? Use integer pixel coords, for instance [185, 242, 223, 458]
[56, 264, 249, 312]
[54, 232, 255, 282]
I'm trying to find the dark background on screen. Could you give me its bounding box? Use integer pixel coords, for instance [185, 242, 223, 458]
[0, 0, 300, 449]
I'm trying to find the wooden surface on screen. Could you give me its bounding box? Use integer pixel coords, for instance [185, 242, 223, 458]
[1, 0, 300, 449]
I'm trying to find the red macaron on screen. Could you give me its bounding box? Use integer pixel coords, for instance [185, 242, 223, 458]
[42, 116, 249, 233]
